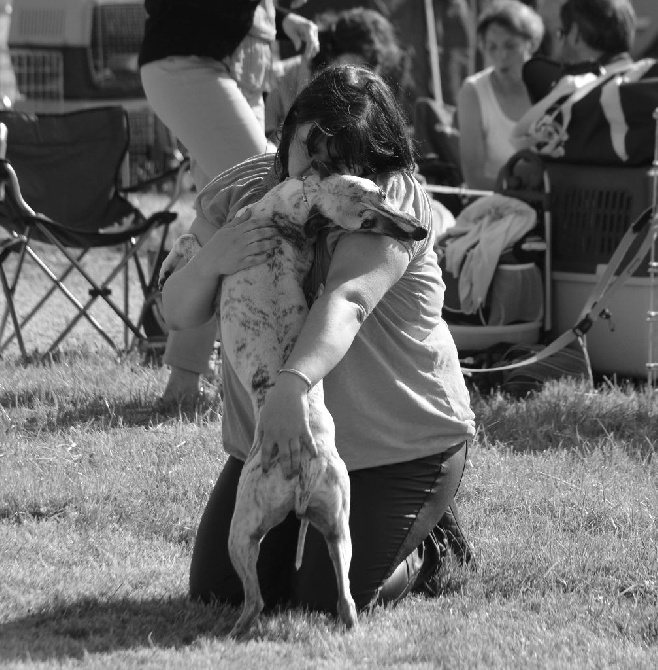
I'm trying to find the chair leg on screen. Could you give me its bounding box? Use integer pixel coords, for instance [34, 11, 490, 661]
[34, 226, 145, 355]
[15, 244, 120, 355]
[3, 246, 84, 348]
[0, 237, 27, 350]
[123, 242, 130, 351]
[0, 259, 27, 360]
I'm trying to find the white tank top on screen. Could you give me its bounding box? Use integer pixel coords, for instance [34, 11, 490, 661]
[467, 68, 517, 180]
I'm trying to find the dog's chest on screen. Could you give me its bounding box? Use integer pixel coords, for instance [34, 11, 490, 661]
[218, 195, 316, 401]
[219, 244, 310, 336]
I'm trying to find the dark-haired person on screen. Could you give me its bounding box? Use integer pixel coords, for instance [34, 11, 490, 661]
[457, 0, 545, 189]
[511, 0, 638, 155]
[554, 0, 635, 67]
[162, 66, 476, 614]
[265, 7, 405, 143]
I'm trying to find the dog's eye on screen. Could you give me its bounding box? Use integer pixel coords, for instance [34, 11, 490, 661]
[361, 218, 377, 230]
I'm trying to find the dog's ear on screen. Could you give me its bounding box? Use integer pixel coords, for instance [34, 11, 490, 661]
[304, 206, 333, 238]
[311, 160, 332, 180]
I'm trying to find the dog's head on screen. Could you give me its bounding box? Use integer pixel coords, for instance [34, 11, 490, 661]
[301, 171, 427, 243]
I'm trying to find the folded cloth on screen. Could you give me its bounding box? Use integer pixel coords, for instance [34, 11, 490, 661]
[437, 194, 536, 315]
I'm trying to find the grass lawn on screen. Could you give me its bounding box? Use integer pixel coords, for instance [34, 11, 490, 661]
[0, 193, 656, 668]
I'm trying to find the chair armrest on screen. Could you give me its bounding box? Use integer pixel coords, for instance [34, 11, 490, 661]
[0, 157, 37, 217]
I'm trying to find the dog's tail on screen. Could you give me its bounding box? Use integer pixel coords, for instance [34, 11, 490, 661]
[295, 519, 309, 570]
[294, 455, 323, 569]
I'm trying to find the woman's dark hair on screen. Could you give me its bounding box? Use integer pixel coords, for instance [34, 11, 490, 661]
[276, 65, 414, 179]
[559, 0, 636, 57]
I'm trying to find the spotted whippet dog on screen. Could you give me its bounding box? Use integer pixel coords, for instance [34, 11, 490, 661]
[159, 167, 427, 637]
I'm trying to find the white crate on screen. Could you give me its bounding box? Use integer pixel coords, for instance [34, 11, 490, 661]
[552, 270, 655, 379]
[8, 0, 144, 48]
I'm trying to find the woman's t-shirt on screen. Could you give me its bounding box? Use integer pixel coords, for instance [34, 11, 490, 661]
[193, 154, 475, 470]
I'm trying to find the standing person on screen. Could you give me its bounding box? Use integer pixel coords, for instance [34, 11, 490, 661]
[456, 0, 544, 189]
[162, 66, 476, 613]
[138, 0, 320, 409]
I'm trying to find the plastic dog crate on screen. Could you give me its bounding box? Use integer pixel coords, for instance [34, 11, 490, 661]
[547, 162, 653, 276]
[8, 0, 145, 100]
[552, 271, 654, 378]
[547, 162, 656, 378]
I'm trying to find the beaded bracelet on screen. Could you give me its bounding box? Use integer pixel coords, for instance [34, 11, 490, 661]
[278, 368, 313, 391]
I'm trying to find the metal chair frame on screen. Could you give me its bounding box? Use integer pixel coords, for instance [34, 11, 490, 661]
[0, 106, 189, 361]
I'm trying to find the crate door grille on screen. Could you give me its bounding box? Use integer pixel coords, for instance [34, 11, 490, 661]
[90, 3, 145, 89]
[10, 49, 64, 101]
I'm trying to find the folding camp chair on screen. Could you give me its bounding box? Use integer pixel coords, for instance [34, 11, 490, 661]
[0, 105, 187, 360]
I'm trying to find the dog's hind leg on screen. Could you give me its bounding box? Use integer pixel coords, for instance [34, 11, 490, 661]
[228, 519, 264, 639]
[306, 482, 357, 629]
[228, 464, 294, 638]
[326, 512, 357, 628]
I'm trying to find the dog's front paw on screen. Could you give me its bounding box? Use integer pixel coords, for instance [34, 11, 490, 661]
[157, 251, 182, 290]
[158, 233, 202, 290]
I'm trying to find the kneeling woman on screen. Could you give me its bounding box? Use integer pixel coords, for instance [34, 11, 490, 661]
[162, 65, 475, 614]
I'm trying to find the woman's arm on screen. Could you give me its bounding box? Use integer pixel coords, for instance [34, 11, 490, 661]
[456, 81, 495, 190]
[257, 231, 410, 476]
[280, 12, 319, 59]
[162, 210, 279, 330]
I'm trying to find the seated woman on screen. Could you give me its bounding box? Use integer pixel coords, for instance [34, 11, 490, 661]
[162, 66, 475, 614]
[457, 0, 544, 190]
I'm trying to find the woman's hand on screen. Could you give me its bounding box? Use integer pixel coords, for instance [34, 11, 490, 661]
[282, 13, 320, 59]
[257, 374, 318, 478]
[196, 209, 280, 279]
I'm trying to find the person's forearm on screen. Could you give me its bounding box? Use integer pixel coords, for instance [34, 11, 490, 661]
[281, 233, 408, 384]
[161, 247, 220, 330]
[281, 291, 364, 386]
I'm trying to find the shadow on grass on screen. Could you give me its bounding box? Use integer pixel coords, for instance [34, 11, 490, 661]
[0, 595, 238, 663]
[0, 395, 223, 431]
